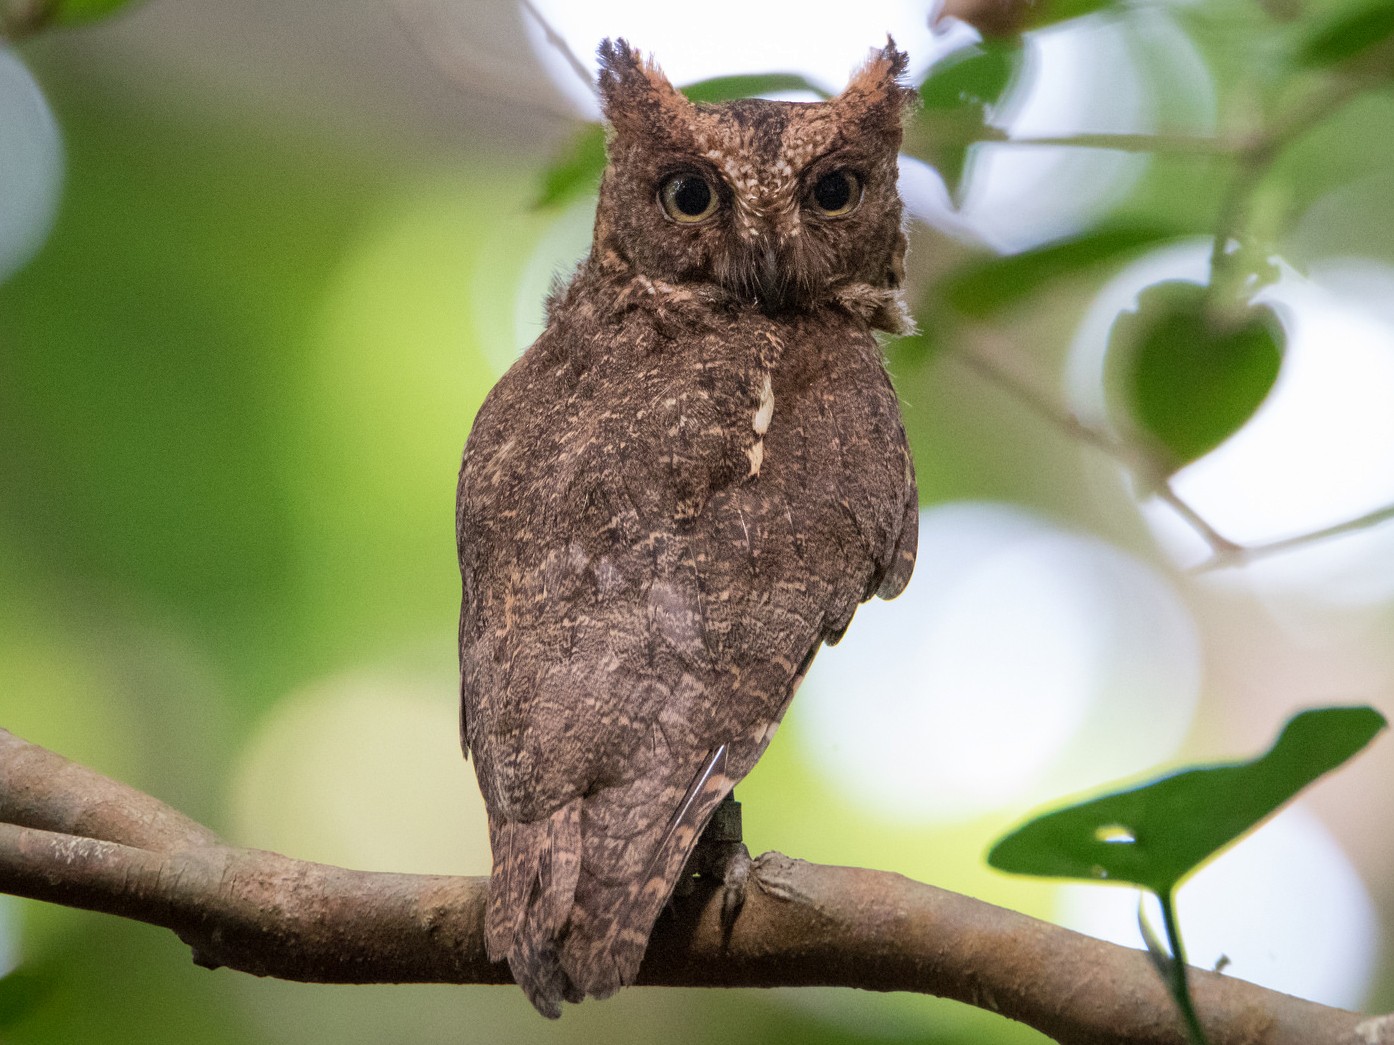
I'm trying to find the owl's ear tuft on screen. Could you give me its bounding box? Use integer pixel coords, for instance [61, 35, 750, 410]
[597, 38, 692, 138]
[836, 37, 918, 130]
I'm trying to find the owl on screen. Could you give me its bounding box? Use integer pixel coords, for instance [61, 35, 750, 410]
[456, 38, 919, 1016]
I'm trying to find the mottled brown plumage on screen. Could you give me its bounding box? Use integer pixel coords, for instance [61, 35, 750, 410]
[456, 38, 919, 1016]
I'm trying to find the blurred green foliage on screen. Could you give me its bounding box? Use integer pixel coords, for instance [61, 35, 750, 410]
[1297, 0, 1394, 68]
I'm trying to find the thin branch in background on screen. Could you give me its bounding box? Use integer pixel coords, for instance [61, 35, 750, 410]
[1201, 501, 1394, 571]
[1209, 79, 1365, 299]
[991, 130, 1242, 156]
[389, 0, 584, 121]
[518, 0, 598, 98]
[944, 339, 1244, 561]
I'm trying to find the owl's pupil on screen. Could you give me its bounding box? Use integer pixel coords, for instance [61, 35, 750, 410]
[814, 173, 852, 212]
[673, 177, 712, 216]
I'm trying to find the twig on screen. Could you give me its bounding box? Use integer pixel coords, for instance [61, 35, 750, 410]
[1200, 501, 1394, 570]
[1, 726, 1385, 1045]
[517, 0, 598, 98]
[1209, 78, 1366, 301]
[988, 131, 1242, 156]
[0, 0, 54, 42]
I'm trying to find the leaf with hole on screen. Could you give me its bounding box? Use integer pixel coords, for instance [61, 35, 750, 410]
[988, 706, 1385, 895]
[1106, 281, 1284, 470]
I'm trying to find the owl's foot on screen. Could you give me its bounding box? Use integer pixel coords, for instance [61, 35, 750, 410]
[678, 793, 750, 929]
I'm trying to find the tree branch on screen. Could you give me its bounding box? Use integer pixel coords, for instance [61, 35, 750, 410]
[1, 727, 1389, 1045]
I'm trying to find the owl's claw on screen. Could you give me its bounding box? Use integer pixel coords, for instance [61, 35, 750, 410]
[717, 842, 752, 929]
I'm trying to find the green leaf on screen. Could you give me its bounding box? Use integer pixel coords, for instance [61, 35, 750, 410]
[681, 72, 830, 104]
[988, 705, 1386, 895]
[1027, 0, 1117, 28]
[49, 0, 141, 24]
[911, 40, 1023, 203]
[2, 0, 139, 37]
[1297, 0, 1394, 67]
[1107, 281, 1284, 469]
[942, 223, 1181, 317]
[919, 40, 1021, 111]
[535, 124, 605, 209]
[0, 966, 53, 1028]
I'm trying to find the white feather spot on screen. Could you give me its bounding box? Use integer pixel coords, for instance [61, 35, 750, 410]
[753, 373, 774, 436]
[746, 440, 764, 477]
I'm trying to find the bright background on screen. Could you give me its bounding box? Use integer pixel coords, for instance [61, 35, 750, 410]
[3, 1, 1394, 1042]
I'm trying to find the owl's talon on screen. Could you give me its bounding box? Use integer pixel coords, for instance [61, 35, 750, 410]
[718, 843, 752, 928]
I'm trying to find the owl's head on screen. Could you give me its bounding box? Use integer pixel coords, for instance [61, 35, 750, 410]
[592, 39, 917, 332]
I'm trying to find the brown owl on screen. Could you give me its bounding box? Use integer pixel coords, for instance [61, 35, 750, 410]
[456, 38, 919, 1016]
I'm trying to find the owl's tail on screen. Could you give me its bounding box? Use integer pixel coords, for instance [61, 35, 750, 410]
[486, 746, 743, 1016]
[558, 744, 738, 1001]
[485, 802, 584, 1018]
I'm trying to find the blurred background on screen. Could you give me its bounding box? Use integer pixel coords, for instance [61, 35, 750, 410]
[3, 0, 1394, 1042]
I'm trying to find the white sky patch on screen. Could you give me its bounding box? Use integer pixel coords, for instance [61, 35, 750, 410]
[1068, 245, 1394, 603]
[912, 10, 1214, 252]
[0, 50, 62, 285]
[1056, 804, 1381, 1010]
[523, 0, 952, 115]
[796, 503, 1201, 823]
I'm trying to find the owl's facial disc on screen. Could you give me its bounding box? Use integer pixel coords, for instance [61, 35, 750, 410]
[595, 38, 915, 325]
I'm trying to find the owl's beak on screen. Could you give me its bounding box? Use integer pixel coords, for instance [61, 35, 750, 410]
[752, 241, 796, 313]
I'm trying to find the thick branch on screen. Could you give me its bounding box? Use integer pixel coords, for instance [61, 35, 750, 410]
[1, 728, 1388, 1045]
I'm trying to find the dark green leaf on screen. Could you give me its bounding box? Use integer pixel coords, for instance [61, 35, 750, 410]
[0, 967, 53, 1027]
[535, 124, 605, 209]
[942, 224, 1181, 317]
[989, 706, 1385, 895]
[919, 40, 1022, 111]
[1027, 0, 1117, 28]
[682, 72, 830, 104]
[1297, 0, 1394, 67]
[911, 41, 1023, 202]
[1107, 281, 1284, 468]
[3, 0, 138, 36]
[50, 0, 141, 23]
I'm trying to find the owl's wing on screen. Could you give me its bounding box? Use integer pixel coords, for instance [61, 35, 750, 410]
[557, 329, 920, 996]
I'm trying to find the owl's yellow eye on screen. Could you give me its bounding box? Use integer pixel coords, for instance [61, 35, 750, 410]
[660, 174, 719, 223]
[808, 170, 861, 217]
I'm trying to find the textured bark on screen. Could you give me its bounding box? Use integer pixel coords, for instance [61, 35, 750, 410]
[1, 728, 1389, 1045]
